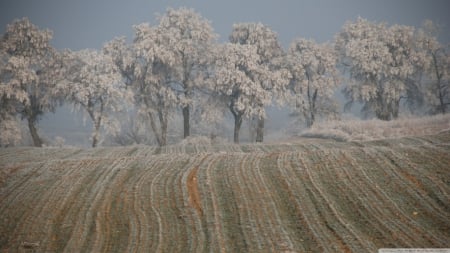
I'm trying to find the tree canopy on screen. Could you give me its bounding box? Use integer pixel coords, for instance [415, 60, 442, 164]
[0, 18, 63, 147]
[1, 11, 449, 147]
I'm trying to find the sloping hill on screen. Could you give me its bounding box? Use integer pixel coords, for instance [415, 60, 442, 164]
[1, 131, 449, 252]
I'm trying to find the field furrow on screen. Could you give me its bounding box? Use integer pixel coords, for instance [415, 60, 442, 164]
[275, 152, 326, 251]
[303, 150, 378, 250]
[157, 154, 204, 253]
[253, 154, 297, 252]
[182, 154, 219, 252]
[292, 152, 356, 252]
[200, 155, 226, 252]
[358, 148, 449, 246]
[1, 131, 449, 252]
[339, 147, 448, 248]
[321, 149, 416, 248]
[237, 154, 267, 248]
[211, 154, 249, 252]
[302, 150, 371, 252]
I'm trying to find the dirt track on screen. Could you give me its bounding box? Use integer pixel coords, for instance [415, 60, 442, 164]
[1, 131, 449, 252]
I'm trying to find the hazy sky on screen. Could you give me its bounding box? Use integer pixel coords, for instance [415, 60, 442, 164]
[1, 0, 449, 145]
[1, 0, 450, 50]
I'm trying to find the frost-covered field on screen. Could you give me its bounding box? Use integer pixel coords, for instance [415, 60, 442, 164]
[300, 114, 450, 142]
[1, 130, 449, 252]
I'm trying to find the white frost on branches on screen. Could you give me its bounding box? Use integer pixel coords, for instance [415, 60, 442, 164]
[336, 17, 427, 120]
[156, 7, 218, 138]
[0, 49, 28, 146]
[215, 43, 271, 118]
[213, 42, 289, 143]
[287, 38, 340, 127]
[416, 20, 450, 114]
[0, 18, 62, 147]
[228, 22, 290, 142]
[128, 22, 179, 147]
[59, 49, 133, 147]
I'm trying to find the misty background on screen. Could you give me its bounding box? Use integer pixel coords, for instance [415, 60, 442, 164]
[1, 0, 449, 146]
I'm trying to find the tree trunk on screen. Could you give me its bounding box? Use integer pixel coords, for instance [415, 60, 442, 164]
[27, 117, 43, 147]
[255, 117, 264, 142]
[158, 108, 168, 146]
[432, 52, 446, 114]
[92, 119, 101, 148]
[148, 111, 166, 147]
[305, 109, 315, 128]
[438, 89, 446, 114]
[89, 103, 102, 148]
[183, 105, 190, 139]
[375, 92, 392, 121]
[92, 129, 99, 148]
[248, 117, 257, 142]
[375, 108, 391, 121]
[160, 125, 167, 146]
[392, 100, 400, 119]
[233, 114, 243, 144]
[306, 87, 318, 128]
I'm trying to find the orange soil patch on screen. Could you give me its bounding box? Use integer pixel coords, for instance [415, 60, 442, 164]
[0, 164, 22, 188]
[187, 167, 203, 216]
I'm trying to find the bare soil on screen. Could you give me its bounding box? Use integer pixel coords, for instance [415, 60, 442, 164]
[0, 131, 449, 252]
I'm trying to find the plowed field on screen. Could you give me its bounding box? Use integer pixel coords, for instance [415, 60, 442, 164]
[1, 131, 449, 252]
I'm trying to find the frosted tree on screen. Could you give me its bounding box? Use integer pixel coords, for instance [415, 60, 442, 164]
[0, 45, 25, 146]
[131, 23, 181, 146]
[0, 46, 27, 147]
[103, 37, 136, 87]
[157, 7, 218, 139]
[60, 49, 133, 147]
[335, 17, 426, 120]
[229, 22, 286, 142]
[104, 37, 149, 145]
[213, 43, 288, 143]
[0, 18, 63, 147]
[0, 111, 22, 147]
[287, 38, 340, 127]
[416, 20, 450, 114]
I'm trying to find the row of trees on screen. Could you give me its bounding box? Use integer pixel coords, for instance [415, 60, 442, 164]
[1, 8, 449, 147]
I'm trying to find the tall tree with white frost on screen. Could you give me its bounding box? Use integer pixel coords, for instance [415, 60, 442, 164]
[157, 7, 218, 139]
[213, 43, 287, 143]
[335, 17, 426, 120]
[287, 38, 340, 127]
[60, 49, 133, 148]
[0, 48, 27, 146]
[229, 22, 285, 142]
[131, 23, 179, 146]
[416, 20, 450, 114]
[103, 37, 136, 87]
[103, 37, 152, 145]
[1, 42, 26, 147]
[0, 18, 63, 147]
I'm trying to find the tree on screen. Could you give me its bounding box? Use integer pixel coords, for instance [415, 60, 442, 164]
[0, 110, 22, 147]
[287, 38, 340, 127]
[0, 47, 27, 147]
[60, 49, 133, 147]
[0, 18, 63, 147]
[229, 22, 285, 142]
[157, 7, 218, 139]
[416, 20, 450, 114]
[105, 22, 185, 147]
[103, 37, 157, 146]
[134, 24, 179, 146]
[335, 17, 426, 120]
[103, 37, 135, 87]
[0, 43, 26, 146]
[213, 43, 287, 143]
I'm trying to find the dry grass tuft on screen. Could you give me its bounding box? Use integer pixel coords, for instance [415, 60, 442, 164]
[300, 114, 450, 141]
